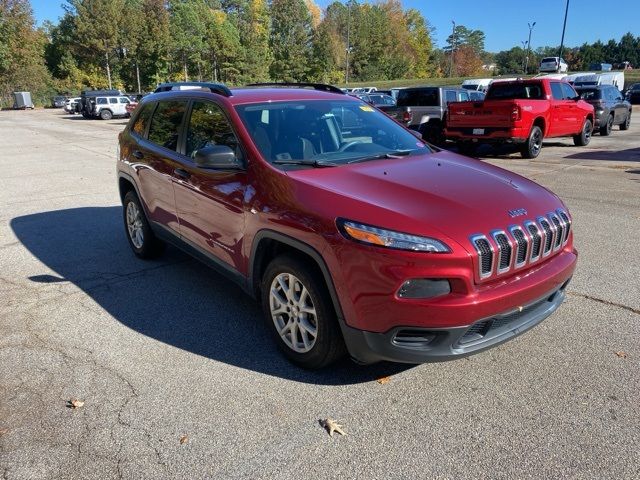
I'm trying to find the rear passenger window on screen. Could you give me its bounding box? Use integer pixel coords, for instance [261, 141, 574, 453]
[550, 83, 564, 100]
[147, 100, 187, 151]
[109, 98, 118, 104]
[131, 103, 154, 137]
[96, 98, 107, 105]
[185, 101, 243, 161]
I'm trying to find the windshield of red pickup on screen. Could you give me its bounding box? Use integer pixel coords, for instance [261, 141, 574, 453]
[486, 83, 544, 100]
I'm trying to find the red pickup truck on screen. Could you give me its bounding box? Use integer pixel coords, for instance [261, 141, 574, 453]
[445, 78, 595, 158]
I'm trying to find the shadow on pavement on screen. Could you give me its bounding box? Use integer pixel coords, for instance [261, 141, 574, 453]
[11, 207, 412, 385]
[564, 148, 640, 162]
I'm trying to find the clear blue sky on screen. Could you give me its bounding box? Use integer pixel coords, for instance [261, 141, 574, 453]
[31, 0, 640, 52]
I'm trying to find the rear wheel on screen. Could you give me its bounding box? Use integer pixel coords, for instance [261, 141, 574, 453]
[261, 254, 346, 369]
[599, 114, 614, 136]
[573, 118, 593, 146]
[520, 125, 543, 159]
[100, 109, 113, 120]
[620, 111, 631, 130]
[122, 191, 165, 259]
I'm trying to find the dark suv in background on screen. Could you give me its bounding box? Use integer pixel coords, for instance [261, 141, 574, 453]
[576, 85, 631, 135]
[117, 82, 577, 369]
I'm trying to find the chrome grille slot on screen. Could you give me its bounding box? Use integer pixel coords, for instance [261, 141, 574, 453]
[525, 221, 542, 262]
[549, 213, 563, 250]
[510, 226, 528, 268]
[557, 210, 571, 244]
[471, 235, 493, 279]
[492, 231, 512, 273]
[538, 217, 554, 256]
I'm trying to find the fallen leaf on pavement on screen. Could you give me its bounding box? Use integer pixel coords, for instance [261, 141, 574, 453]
[68, 399, 85, 409]
[320, 418, 347, 437]
[376, 376, 391, 385]
[179, 435, 188, 444]
[0, 428, 9, 436]
[615, 351, 627, 358]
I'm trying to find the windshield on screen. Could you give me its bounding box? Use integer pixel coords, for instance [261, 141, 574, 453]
[577, 89, 601, 100]
[235, 99, 431, 167]
[486, 82, 544, 100]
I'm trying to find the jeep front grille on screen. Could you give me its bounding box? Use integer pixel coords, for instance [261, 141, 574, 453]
[469, 209, 571, 281]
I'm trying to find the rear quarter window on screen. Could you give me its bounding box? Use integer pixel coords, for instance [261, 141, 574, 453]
[131, 103, 155, 138]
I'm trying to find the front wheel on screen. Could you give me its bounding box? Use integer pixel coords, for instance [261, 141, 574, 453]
[573, 118, 593, 146]
[520, 125, 543, 159]
[261, 255, 346, 369]
[620, 112, 631, 130]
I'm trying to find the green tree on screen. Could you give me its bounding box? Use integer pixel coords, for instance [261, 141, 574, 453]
[269, 0, 312, 82]
[0, 0, 52, 106]
[66, 0, 126, 89]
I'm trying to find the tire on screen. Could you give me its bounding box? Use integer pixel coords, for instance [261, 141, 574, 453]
[599, 114, 614, 136]
[122, 191, 165, 259]
[261, 254, 346, 369]
[100, 109, 113, 120]
[520, 125, 543, 159]
[620, 112, 631, 130]
[573, 118, 593, 146]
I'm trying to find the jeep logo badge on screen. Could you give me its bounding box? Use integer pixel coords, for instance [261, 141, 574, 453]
[508, 208, 527, 218]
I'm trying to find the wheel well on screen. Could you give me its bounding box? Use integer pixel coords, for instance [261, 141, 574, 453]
[118, 177, 136, 202]
[251, 237, 326, 298]
[533, 117, 546, 134]
[586, 114, 594, 124]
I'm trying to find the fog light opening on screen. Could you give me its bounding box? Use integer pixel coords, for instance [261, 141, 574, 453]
[397, 279, 451, 299]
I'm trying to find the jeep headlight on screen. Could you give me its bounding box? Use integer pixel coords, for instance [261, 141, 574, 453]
[337, 219, 450, 252]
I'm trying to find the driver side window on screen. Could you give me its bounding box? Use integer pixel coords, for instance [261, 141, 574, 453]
[185, 101, 243, 161]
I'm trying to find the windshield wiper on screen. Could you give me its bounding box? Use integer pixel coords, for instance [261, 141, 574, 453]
[347, 149, 413, 164]
[272, 158, 338, 168]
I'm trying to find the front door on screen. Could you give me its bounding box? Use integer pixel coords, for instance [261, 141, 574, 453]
[172, 99, 248, 271]
[548, 82, 571, 136]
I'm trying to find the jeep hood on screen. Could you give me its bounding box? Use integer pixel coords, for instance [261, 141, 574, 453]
[286, 150, 566, 247]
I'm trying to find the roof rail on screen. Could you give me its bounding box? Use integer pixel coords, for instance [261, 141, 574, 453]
[246, 82, 345, 95]
[154, 82, 232, 97]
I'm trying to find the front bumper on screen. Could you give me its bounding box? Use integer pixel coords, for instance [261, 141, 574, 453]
[343, 280, 570, 364]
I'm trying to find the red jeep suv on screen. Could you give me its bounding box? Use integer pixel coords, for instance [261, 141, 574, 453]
[117, 82, 577, 368]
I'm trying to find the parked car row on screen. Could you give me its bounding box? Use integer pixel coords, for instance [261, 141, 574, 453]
[444, 77, 632, 158]
[50, 91, 146, 119]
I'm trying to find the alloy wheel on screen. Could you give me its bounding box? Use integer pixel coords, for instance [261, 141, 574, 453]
[126, 201, 144, 249]
[269, 273, 318, 353]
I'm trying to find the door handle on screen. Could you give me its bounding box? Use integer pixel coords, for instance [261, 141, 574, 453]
[174, 168, 191, 180]
[132, 150, 144, 159]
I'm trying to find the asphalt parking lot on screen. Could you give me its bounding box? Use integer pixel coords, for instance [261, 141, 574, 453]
[1, 108, 639, 479]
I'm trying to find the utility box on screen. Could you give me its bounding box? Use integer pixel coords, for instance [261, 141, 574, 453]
[13, 91, 35, 109]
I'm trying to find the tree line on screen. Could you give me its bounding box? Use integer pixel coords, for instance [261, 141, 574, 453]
[1, 0, 639, 106]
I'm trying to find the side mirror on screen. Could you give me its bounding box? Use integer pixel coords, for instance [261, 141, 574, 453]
[194, 145, 242, 170]
[573, 96, 581, 101]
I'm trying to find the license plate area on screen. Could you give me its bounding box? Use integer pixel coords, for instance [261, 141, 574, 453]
[473, 128, 485, 135]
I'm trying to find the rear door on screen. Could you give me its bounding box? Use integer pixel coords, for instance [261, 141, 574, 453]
[131, 100, 187, 233]
[549, 82, 571, 136]
[171, 99, 248, 271]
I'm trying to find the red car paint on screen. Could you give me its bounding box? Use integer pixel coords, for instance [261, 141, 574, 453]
[118, 86, 577, 364]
